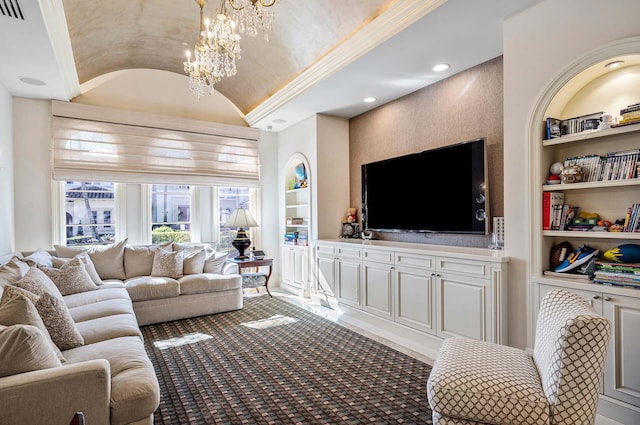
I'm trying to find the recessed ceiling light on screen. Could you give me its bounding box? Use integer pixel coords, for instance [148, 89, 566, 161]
[605, 60, 624, 69]
[363, 97, 376, 103]
[272, 118, 287, 124]
[432, 63, 450, 72]
[19, 77, 46, 86]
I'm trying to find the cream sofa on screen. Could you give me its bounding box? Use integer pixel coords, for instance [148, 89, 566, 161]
[0, 240, 243, 425]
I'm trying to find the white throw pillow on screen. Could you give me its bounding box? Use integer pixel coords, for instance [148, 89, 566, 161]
[22, 249, 53, 268]
[151, 248, 184, 279]
[0, 324, 62, 378]
[203, 251, 229, 274]
[183, 249, 206, 275]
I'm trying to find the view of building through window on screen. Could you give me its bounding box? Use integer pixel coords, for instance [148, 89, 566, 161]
[219, 187, 251, 250]
[151, 184, 191, 243]
[65, 181, 116, 246]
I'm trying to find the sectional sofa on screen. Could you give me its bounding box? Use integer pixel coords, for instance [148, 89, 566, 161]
[0, 239, 243, 425]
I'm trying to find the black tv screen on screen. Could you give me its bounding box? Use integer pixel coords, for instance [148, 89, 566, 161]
[361, 138, 488, 234]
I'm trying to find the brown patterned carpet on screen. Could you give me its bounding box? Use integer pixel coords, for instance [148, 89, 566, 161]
[141, 295, 433, 424]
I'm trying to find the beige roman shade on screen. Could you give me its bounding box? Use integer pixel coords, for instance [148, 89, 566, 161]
[51, 101, 260, 187]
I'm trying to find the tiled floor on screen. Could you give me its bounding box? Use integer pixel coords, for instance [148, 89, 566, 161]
[266, 288, 624, 425]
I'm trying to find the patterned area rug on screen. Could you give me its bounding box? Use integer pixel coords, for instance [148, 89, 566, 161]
[141, 295, 433, 424]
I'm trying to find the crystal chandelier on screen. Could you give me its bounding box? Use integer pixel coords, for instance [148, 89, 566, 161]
[184, 0, 242, 98]
[227, 0, 279, 40]
[184, 0, 279, 97]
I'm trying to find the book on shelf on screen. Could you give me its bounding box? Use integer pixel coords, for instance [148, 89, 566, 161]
[543, 192, 564, 230]
[543, 270, 593, 281]
[545, 117, 562, 139]
[623, 203, 640, 232]
[593, 260, 640, 289]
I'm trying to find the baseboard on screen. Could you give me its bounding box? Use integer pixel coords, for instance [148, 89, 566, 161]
[597, 395, 640, 424]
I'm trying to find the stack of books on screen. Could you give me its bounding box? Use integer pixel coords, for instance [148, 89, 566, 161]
[618, 102, 640, 126]
[297, 230, 308, 246]
[283, 231, 298, 244]
[623, 203, 640, 232]
[593, 261, 640, 289]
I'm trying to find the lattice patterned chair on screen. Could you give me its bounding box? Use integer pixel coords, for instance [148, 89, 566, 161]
[426, 289, 611, 425]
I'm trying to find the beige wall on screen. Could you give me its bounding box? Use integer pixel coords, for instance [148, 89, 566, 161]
[349, 56, 504, 246]
[0, 84, 14, 253]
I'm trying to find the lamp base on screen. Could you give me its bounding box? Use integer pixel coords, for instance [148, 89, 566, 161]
[232, 228, 251, 260]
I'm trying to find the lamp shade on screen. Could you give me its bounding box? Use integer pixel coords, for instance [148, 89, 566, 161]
[223, 208, 259, 228]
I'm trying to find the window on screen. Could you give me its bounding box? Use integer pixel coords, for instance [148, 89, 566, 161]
[64, 181, 116, 246]
[151, 184, 192, 244]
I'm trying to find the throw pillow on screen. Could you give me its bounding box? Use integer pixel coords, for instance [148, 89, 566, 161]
[40, 256, 99, 296]
[124, 241, 173, 279]
[51, 252, 103, 286]
[13, 267, 64, 301]
[22, 249, 53, 267]
[183, 249, 206, 275]
[172, 242, 206, 252]
[53, 244, 86, 259]
[0, 251, 23, 266]
[87, 239, 128, 280]
[0, 291, 65, 362]
[33, 291, 84, 351]
[203, 251, 229, 274]
[0, 257, 30, 288]
[0, 324, 62, 378]
[151, 248, 184, 279]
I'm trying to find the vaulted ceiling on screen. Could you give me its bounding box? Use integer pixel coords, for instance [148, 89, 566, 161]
[0, 0, 543, 131]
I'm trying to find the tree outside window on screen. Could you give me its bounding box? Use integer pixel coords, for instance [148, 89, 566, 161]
[64, 181, 115, 246]
[151, 184, 191, 243]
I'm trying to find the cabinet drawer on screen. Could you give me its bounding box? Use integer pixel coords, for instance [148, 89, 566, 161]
[336, 246, 362, 259]
[316, 244, 335, 256]
[363, 249, 393, 264]
[437, 257, 488, 278]
[395, 252, 435, 271]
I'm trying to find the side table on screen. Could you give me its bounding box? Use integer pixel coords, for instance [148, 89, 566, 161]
[228, 257, 273, 297]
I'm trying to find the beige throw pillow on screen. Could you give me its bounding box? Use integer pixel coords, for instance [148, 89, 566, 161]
[22, 249, 53, 267]
[12, 268, 84, 350]
[40, 256, 99, 296]
[203, 251, 229, 274]
[51, 252, 103, 286]
[0, 257, 30, 288]
[151, 248, 184, 279]
[54, 239, 128, 280]
[124, 241, 173, 279]
[183, 249, 206, 275]
[0, 324, 62, 378]
[0, 290, 65, 361]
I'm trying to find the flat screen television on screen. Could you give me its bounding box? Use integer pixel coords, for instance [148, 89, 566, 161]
[361, 138, 488, 234]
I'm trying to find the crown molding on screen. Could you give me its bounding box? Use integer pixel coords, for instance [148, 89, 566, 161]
[245, 0, 447, 126]
[38, 0, 81, 100]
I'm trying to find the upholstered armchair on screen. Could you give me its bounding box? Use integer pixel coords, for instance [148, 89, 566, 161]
[427, 289, 611, 425]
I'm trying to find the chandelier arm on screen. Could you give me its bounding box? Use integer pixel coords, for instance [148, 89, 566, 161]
[227, 0, 244, 11]
[259, 0, 277, 7]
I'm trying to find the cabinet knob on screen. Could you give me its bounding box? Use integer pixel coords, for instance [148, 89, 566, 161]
[592, 295, 600, 300]
[604, 296, 612, 302]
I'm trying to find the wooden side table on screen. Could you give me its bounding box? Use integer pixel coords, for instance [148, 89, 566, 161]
[228, 257, 273, 297]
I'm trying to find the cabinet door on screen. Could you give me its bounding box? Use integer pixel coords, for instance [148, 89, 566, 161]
[395, 267, 435, 335]
[316, 254, 335, 295]
[538, 284, 603, 315]
[281, 246, 293, 285]
[603, 294, 640, 408]
[292, 247, 307, 289]
[436, 273, 488, 341]
[336, 257, 361, 308]
[362, 261, 393, 319]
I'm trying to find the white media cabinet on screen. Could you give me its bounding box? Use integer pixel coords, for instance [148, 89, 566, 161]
[314, 239, 509, 358]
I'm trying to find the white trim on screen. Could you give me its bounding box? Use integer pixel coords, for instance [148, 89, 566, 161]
[51, 181, 65, 245]
[38, 0, 81, 100]
[140, 185, 152, 245]
[114, 183, 127, 242]
[190, 186, 202, 243]
[245, 0, 446, 126]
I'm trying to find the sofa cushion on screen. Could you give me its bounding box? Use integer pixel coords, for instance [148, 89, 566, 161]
[64, 287, 130, 309]
[74, 313, 142, 345]
[40, 256, 99, 296]
[63, 336, 160, 425]
[427, 337, 550, 425]
[52, 252, 103, 286]
[183, 249, 206, 275]
[179, 273, 242, 295]
[55, 239, 128, 281]
[124, 242, 173, 279]
[0, 291, 65, 361]
[0, 324, 62, 378]
[125, 277, 180, 301]
[68, 298, 135, 323]
[151, 248, 184, 279]
[203, 251, 229, 274]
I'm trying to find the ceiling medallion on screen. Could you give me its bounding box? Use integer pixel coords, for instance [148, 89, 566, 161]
[184, 0, 279, 98]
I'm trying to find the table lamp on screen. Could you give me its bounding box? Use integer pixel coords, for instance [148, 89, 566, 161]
[223, 208, 259, 259]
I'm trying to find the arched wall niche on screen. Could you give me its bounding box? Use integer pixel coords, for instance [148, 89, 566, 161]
[526, 35, 640, 348]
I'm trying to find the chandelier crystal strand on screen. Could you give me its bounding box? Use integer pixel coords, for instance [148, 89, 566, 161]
[208, 0, 241, 78]
[227, 0, 279, 40]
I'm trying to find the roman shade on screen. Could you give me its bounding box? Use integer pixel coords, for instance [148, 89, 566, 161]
[51, 101, 260, 187]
